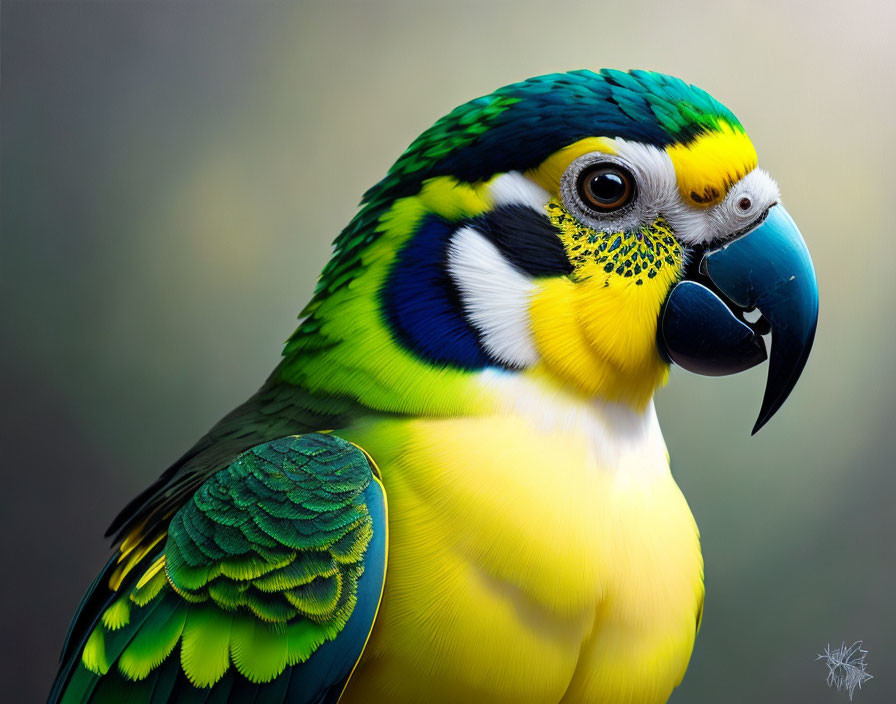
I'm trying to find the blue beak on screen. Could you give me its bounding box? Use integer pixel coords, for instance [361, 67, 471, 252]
[658, 204, 819, 434]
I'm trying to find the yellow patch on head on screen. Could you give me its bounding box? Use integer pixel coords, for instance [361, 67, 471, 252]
[525, 137, 616, 195]
[667, 122, 757, 207]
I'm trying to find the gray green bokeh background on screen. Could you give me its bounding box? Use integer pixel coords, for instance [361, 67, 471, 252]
[3, 1, 894, 701]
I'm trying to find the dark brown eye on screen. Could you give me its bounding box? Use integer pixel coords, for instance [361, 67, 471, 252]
[577, 164, 635, 212]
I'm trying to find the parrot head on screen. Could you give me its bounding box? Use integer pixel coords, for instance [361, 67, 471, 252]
[284, 69, 818, 432]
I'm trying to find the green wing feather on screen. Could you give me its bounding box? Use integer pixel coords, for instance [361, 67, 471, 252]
[51, 433, 388, 704]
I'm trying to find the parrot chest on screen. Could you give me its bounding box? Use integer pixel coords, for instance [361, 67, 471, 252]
[338, 399, 703, 704]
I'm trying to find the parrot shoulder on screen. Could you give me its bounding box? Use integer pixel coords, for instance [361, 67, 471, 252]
[49, 432, 388, 704]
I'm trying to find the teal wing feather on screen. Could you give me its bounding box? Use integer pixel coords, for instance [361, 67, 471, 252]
[50, 433, 387, 704]
[52, 381, 375, 692]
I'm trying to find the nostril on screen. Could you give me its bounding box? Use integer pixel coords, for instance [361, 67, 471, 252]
[737, 196, 752, 212]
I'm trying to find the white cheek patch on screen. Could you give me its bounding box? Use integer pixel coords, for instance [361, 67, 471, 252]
[446, 226, 539, 368]
[486, 171, 551, 211]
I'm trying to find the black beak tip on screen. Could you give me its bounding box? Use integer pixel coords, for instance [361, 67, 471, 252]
[750, 318, 818, 435]
[751, 415, 770, 436]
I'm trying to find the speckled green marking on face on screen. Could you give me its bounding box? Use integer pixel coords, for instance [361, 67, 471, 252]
[545, 200, 683, 287]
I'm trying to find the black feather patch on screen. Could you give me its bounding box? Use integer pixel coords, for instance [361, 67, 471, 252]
[470, 204, 572, 277]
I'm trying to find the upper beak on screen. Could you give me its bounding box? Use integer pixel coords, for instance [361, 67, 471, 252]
[658, 204, 819, 434]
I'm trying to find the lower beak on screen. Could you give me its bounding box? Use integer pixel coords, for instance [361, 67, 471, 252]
[658, 204, 819, 434]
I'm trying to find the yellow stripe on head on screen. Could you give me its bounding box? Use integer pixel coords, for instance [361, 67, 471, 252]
[526, 137, 616, 195]
[667, 123, 757, 207]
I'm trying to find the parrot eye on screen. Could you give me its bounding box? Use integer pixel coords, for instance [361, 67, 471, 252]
[576, 164, 635, 213]
[559, 154, 641, 229]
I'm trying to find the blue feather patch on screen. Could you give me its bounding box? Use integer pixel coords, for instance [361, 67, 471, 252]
[382, 215, 494, 370]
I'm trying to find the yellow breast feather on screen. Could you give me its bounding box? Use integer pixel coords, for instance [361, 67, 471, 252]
[338, 379, 703, 703]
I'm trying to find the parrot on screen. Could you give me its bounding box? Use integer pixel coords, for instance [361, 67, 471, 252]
[48, 69, 819, 704]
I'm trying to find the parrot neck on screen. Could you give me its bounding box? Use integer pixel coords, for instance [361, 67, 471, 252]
[476, 367, 668, 469]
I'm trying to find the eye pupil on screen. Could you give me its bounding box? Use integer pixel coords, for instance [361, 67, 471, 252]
[590, 172, 625, 201]
[738, 196, 752, 211]
[577, 165, 634, 212]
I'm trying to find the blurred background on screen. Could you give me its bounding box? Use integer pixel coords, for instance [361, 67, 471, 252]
[3, 1, 894, 701]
